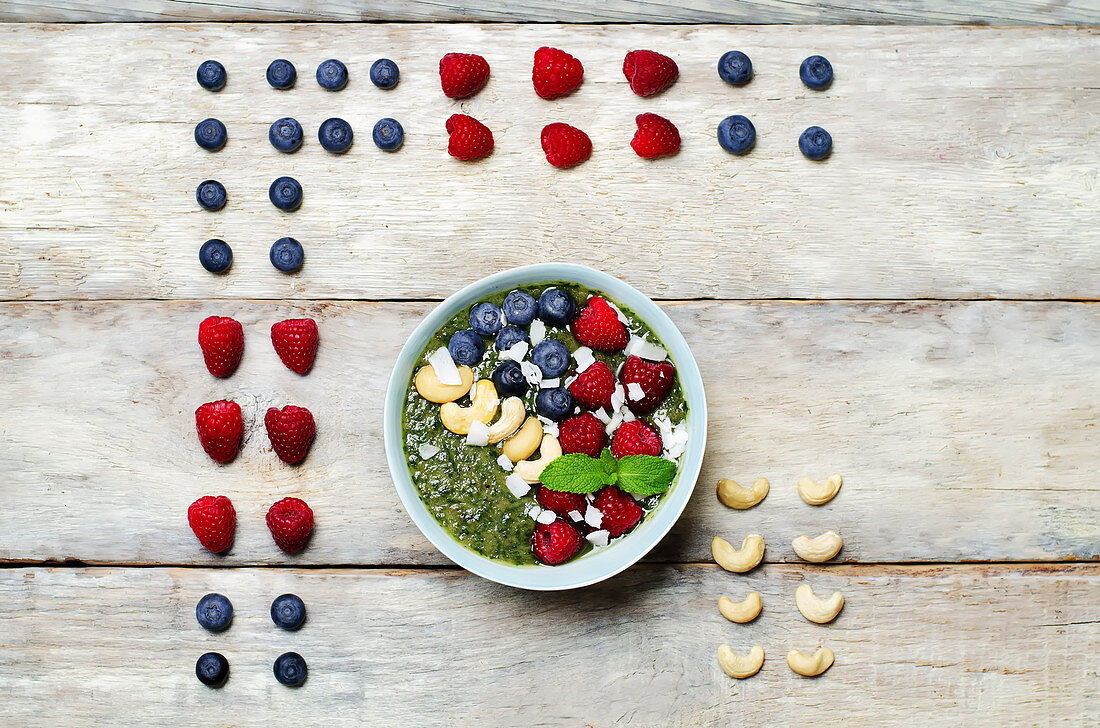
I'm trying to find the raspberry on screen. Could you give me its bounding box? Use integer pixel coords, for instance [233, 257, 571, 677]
[531, 519, 583, 565]
[446, 114, 494, 161]
[593, 486, 643, 538]
[631, 113, 681, 159]
[572, 296, 628, 353]
[622, 50, 678, 97]
[266, 497, 314, 554]
[535, 485, 587, 516]
[610, 420, 663, 458]
[532, 46, 583, 99]
[620, 355, 676, 414]
[195, 400, 244, 464]
[188, 495, 236, 554]
[270, 318, 318, 375]
[197, 316, 243, 378]
[558, 412, 608, 457]
[540, 123, 592, 168]
[438, 52, 489, 99]
[568, 360, 616, 411]
[264, 405, 316, 464]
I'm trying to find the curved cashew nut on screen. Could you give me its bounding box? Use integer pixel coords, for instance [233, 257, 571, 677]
[787, 647, 834, 677]
[795, 584, 845, 624]
[718, 592, 762, 623]
[718, 644, 764, 679]
[414, 364, 474, 404]
[502, 417, 543, 462]
[513, 434, 562, 484]
[797, 473, 843, 506]
[440, 380, 498, 435]
[716, 477, 769, 510]
[711, 534, 765, 573]
[792, 531, 843, 563]
[486, 397, 525, 444]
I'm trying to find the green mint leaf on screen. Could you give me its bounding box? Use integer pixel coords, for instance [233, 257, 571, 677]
[599, 449, 619, 476]
[540, 454, 618, 494]
[616, 455, 677, 496]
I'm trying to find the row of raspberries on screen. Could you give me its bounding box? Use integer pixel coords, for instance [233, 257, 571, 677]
[188, 495, 314, 555]
[199, 315, 318, 377]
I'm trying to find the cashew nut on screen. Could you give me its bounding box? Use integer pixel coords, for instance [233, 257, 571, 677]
[711, 534, 765, 573]
[503, 417, 542, 462]
[716, 477, 769, 510]
[718, 592, 762, 623]
[486, 397, 525, 444]
[414, 364, 474, 404]
[718, 644, 764, 679]
[440, 380, 499, 435]
[797, 473, 843, 506]
[792, 531, 843, 563]
[513, 434, 562, 484]
[787, 647, 834, 677]
[795, 584, 845, 624]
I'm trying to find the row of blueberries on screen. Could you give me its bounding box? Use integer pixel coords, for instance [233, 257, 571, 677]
[197, 58, 399, 92]
[195, 117, 404, 154]
[196, 177, 304, 213]
[200, 236, 302, 274]
[195, 592, 309, 687]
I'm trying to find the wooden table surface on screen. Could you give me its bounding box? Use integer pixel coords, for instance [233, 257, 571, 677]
[1, 11, 1098, 727]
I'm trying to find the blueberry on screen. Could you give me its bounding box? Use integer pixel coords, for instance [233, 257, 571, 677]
[195, 180, 227, 211]
[370, 58, 400, 89]
[196, 652, 229, 687]
[372, 118, 404, 152]
[536, 387, 575, 422]
[496, 325, 529, 351]
[531, 339, 570, 378]
[492, 360, 529, 397]
[199, 238, 232, 273]
[269, 176, 303, 211]
[799, 55, 833, 90]
[502, 290, 537, 326]
[316, 59, 348, 91]
[717, 50, 753, 86]
[717, 115, 756, 155]
[448, 329, 485, 366]
[270, 237, 304, 273]
[469, 302, 503, 336]
[266, 59, 297, 89]
[318, 117, 353, 153]
[195, 592, 233, 632]
[270, 594, 306, 631]
[273, 652, 308, 687]
[537, 288, 576, 328]
[798, 126, 833, 160]
[194, 118, 227, 152]
[196, 60, 226, 91]
[268, 117, 303, 153]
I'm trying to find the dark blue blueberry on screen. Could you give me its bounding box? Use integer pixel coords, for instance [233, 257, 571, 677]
[798, 126, 833, 160]
[273, 652, 308, 687]
[270, 237, 304, 273]
[502, 290, 537, 326]
[194, 118, 227, 151]
[372, 118, 404, 152]
[318, 117, 353, 153]
[196, 593, 233, 632]
[316, 59, 348, 91]
[270, 594, 306, 631]
[535, 387, 575, 422]
[370, 58, 400, 89]
[266, 59, 297, 89]
[492, 360, 529, 397]
[196, 652, 229, 687]
[799, 55, 833, 90]
[531, 339, 570, 378]
[717, 115, 756, 155]
[199, 238, 232, 273]
[537, 287, 576, 328]
[196, 60, 226, 91]
[495, 325, 529, 351]
[469, 302, 504, 336]
[448, 329, 485, 366]
[269, 117, 303, 153]
[269, 176, 303, 211]
[195, 180, 227, 211]
[717, 50, 753, 86]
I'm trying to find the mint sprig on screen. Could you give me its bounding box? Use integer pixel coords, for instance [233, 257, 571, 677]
[540, 449, 677, 496]
[616, 455, 677, 496]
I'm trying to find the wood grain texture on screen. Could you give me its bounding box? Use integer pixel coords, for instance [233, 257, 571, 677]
[0, 564, 1096, 726]
[3, 23, 1100, 301]
[2, 299, 1097, 566]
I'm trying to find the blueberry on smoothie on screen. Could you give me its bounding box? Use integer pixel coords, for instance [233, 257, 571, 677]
[717, 50, 753, 86]
[269, 176, 303, 211]
[502, 290, 537, 326]
[316, 59, 348, 90]
[495, 326, 529, 351]
[493, 361, 529, 397]
[318, 118, 353, 153]
[370, 58, 400, 89]
[195, 180, 227, 211]
[798, 126, 832, 160]
[448, 329, 485, 366]
[372, 118, 404, 152]
[536, 387, 574, 422]
[799, 55, 833, 90]
[269, 117, 304, 153]
[270, 594, 306, 631]
[196, 60, 226, 91]
[196, 593, 233, 632]
[194, 118, 227, 151]
[199, 239, 232, 273]
[537, 288, 576, 328]
[531, 339, 570, 378]
[717, 114, 756, 155]
[469, 302, 503, 336]
[196, 652, 229, 687]
[273, 652, 307, 687]
[270, 237, 304, 273]
[266, 59, 297, 89]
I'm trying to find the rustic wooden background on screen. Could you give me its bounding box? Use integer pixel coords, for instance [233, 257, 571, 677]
[0, 9, 1098, 727]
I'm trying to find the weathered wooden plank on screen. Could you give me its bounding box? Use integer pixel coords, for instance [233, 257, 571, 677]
[3, 24, 1099, 301]
[2, 300, 1097, 565]
[0, 564, 1096, 726]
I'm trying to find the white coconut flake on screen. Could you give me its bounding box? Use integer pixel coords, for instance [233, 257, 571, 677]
[605, 301, 629, 324]
[664, 422, 690, 459]
[500, 341, 530, 363]
[428, 347, 462, 385]
[465, 420, 490, 447]
[626, 382, 645, 401]
[540, 378, 560, 389]
[594, 408, 611, 424]
[417, 443, 441, 460]
[529, 319, 547, 345]
[497, 453, 514, 471]
[586, 529, 610, 547]
[653, 414, 675, 443]
[611, 384, 627, 412]
[520, 360, 543, 386]
[605, 409, 624, 436]
[626, 335, 668, 362]
[505, 472, 531, 498]
[573, 346, 596, 373]
[568, 509, 583, 522]
[536, 509, 557, 525]
[585, 492, 595, 503]
[542, 421, 559, 438]
[526, 504, 542, 519]
[584, 506, 604, 528]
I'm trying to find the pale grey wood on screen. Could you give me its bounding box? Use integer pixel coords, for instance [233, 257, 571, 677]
[1, 300, 1097, 566]
[3, 24, 1100, 301]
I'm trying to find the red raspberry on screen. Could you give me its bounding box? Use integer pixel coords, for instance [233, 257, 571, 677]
[532, 46, 584, 99]
[197, 316, 243, 378]
[446, 114, 494, 161]
[620, 355, 676, 414]
[558, 412, 608, 457]
[187, 495, 236, 554]
[593, 486, 643, 538]
[541, 123, 592, 169]
[631, 113, 681, 159]
[531, 519, 583, 565]
[270, 318, 318, 375]
[535, 485, 587, 517]
[568, 360, 616, 411]
[266, 496, 314, 554]
[611, 420, 663, 458]
[195, 400, 244, 464]
[264, 405, 315, 464]
[622, 50, 678, 96]
[438, 52, 490, 99]
[572, 296, 628, 353]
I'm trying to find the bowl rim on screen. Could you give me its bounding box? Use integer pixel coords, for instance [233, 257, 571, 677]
[383, 263, 707, 590]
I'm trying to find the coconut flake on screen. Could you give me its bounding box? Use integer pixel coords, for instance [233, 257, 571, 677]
[573, 346, 596, 373]
[417, 443, 441, 460]
[664, 422, 690, 459]
[500, 341, 530, 363]
[626, 382, 645, 401]
[505, 472, 531, 498]
[626, 335, 668, 362]
[568, 509, 583, 522]
[526, 504, 542, 520]
[465, 420, 490, 447]
[520, 360, 543, 386]
[584, 506, 603, 528]
[540, 378, 560, 389]
[605, 300, 629, 324]
[497, 453, 514, 471]
[586, 529, 610, 547]
[611, 384, 627, 412]
[542, 421, 559, 438]
[605, 409, 625, 436]
[529, 319, 547, 345]
[536, 509, 557, 524]
[594, 408, 611, 424]
[428, 347, 462, 385]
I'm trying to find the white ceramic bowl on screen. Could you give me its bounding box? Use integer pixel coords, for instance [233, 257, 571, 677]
[383, 264, 707, 590]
